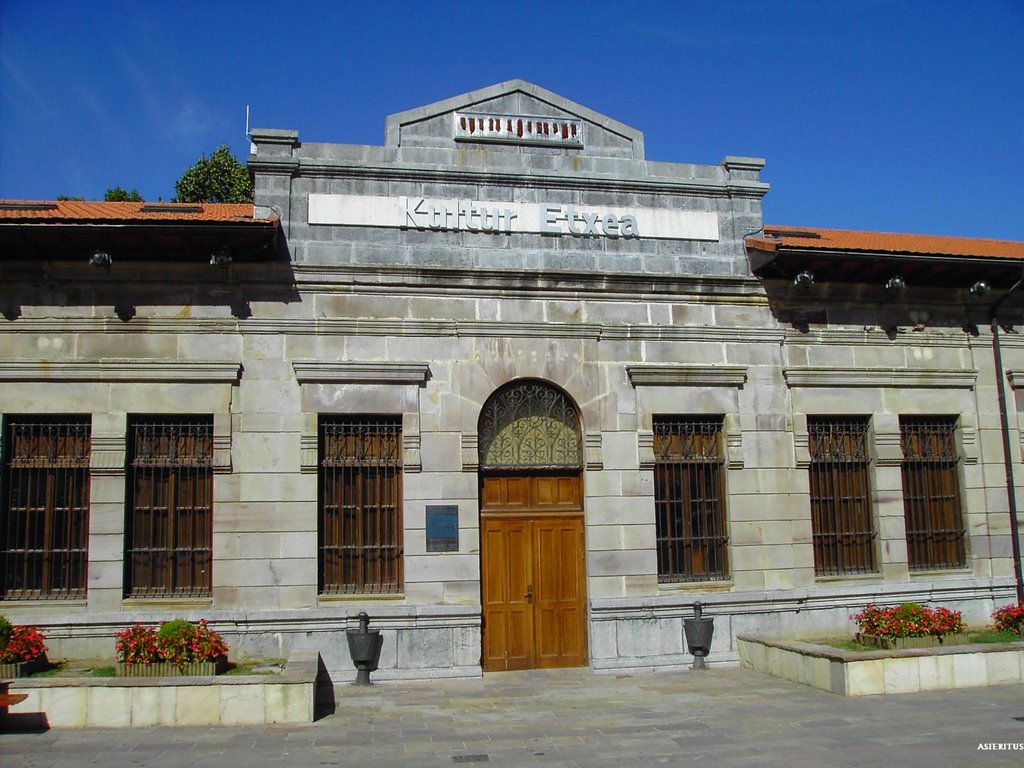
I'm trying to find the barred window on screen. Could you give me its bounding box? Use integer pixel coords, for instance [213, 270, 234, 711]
[1, 417, 91, 599]
[126, 417, 213, 597]
[900, 416, 966, 570]
[320, 417, 402, 594]
[808, 417, 876, 575]
[653, 417, 728, 582]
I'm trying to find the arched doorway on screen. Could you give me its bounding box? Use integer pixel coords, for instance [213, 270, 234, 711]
[478, 380, 587, 671]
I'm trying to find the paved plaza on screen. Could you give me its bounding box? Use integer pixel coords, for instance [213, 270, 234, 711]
[3, 667, 1024, 767]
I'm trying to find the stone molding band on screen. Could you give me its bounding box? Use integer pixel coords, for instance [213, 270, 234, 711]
[291, 361, 431, 385]
[626, 364, 748, 387]
[0, 360, 242, 383]
[783, 367, 977, 389]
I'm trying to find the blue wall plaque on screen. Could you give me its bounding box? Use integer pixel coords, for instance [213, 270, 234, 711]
[426, 505, 459, 552]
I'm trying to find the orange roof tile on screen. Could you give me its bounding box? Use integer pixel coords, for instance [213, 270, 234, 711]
[0, 200, 270, 224]
[750, 225, 1024, 260]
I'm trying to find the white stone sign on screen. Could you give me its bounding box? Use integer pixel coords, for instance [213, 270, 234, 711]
[308, 194, 719, 241]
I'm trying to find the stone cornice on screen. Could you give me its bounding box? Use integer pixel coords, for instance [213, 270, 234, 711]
[783, 367, 977, 389]
[293, 264, 769, 302]
[276, 320, 785, 344]
[783, 328, 990, 349]
[627, 365, 748, 387]
[0, 360, 242, 383]
[292, 362, 430, 385]
[246, 156, 299, 174]
[2, 316, 788, 344]
[1006, 370, 1024, 389]
[249, 128, 299, 146]
[285, 160, 769, 199]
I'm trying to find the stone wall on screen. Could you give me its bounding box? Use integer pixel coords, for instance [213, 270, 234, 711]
[738, 635, 1024, 696]
[5, 649, 318, 728]
[0, 81, 1020, 680]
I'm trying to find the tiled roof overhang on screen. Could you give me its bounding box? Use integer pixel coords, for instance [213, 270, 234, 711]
[747, 226, 1024, 289]
[0, 201, 280, 263]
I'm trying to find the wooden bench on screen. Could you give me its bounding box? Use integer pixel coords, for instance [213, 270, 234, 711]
[0, 692, 29, 708]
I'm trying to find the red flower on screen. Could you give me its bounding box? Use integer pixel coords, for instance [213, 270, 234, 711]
[115, 624, 160, 664]
[992, 603, 1024, 634]
[851, 602, 964, 639]
[1, 626, 48, 663]
[117, 619, 228, 666]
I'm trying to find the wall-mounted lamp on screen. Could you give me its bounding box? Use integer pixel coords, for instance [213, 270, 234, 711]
[969, 280, 990, 296]
[115, 303, 136, 322]
[885, 276, 906, 291]
[210, 247, 232, 268]
[793, 269, 814, 288]
[89, 250, 112, 268]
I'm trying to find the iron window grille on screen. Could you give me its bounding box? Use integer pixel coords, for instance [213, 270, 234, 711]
[808, 417, 877, 575]
[126, 417, 214, 597]
[653, 417, 728, 582]
[319, 417, 403, 594]
[1, 417, 91, 599]
[899, 416, 966, 570]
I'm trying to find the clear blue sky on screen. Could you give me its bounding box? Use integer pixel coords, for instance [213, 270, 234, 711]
[1, 0, 1021, 239]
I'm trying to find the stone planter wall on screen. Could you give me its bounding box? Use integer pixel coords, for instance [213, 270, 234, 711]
[738, 634, 1024, 696]
[2, 650, 319, 728]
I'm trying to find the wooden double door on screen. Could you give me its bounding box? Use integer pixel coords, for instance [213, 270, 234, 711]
[480, 473, 587, 671]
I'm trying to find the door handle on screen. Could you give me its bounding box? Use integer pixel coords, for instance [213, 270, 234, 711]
[525, 584, 533, 604]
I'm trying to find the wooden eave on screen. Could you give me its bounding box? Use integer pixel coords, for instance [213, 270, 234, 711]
[747, 243, 1024, 290]
[0, 219, 280, 264]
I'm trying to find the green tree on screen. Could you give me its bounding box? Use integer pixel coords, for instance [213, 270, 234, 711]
[56, 195, 85, 201]
[104, 186, 143, 202]
[174, 145, 254, 204]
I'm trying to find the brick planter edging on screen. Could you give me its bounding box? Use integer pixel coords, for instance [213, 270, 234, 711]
[0, 656, 48, 679]
[856, 632, 970, 650]
[737, 634, 1024, 696]
[4, 649, 319, 728]
[115, 660, 228, 677]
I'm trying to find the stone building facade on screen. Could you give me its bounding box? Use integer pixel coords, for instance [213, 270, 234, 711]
[1, 81, 1022, 680]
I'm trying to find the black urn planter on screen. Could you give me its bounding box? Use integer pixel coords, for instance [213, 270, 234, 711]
[683, 601, 715, 670]
[346, 611, 384, 685]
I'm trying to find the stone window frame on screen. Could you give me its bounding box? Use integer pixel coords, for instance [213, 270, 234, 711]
[292, 362, 429, 600]
[292, 362, 430, 474]
[1005, 370, 1024, 459]
[627, 365, 747, 471]
[786, 366, 978, 576]
[784, 367, 979, 468]
[0, 360, 240, 476]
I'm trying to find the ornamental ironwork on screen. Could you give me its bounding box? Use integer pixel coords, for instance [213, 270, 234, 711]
[454, 111, 584, 148]
[479, 382, 581, 470]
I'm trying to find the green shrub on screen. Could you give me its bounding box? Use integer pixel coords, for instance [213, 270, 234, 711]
[156, 619, 197, 667]
[153, 619, 229, 667]
[0, 614, 12, 650]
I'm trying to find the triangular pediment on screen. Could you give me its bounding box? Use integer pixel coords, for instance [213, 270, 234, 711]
[384, 80, 644, 160]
